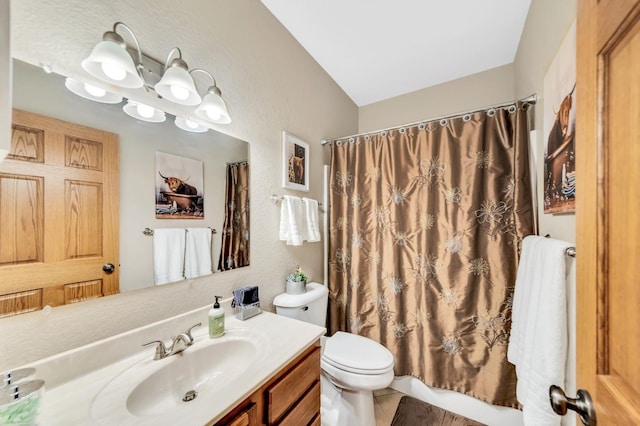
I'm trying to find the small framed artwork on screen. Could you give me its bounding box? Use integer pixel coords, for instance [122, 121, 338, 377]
[282, 131, 309, 192]
[155, 152, 204, 219]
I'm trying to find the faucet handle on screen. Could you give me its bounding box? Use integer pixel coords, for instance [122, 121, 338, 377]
[142, 340, 168, 360]
[185, 323, 202, 341]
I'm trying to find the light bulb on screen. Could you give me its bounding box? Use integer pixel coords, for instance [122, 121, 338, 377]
[207, 108, 222, 121]
[101, 62, 127, 81]
[170, 85, 190, 101]
[84, 83, 106, 97]
[136, 103, 155, 119]
[185, 119, 199, 129]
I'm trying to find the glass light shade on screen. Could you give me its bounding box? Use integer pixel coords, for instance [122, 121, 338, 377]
[195, 90, 231, 124]
[122, 100, 166, 123]
[64, 78, 123, 104]
[175, 117, 209, 133]
[154, 66, 201, 106]
[81, 40, 144, 88]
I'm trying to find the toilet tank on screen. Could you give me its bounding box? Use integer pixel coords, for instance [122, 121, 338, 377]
[273, 282, 328, 327]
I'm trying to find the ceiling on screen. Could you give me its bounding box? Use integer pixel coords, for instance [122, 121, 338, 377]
[261, 1, 532, 107]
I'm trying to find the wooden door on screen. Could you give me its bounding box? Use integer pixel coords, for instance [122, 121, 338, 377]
[576, 0, 640, 424]
[0, 109, 119, 316]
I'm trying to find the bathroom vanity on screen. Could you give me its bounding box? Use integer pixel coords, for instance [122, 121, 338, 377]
[18, 302, 325, 425]
[214, 343, 321, 426]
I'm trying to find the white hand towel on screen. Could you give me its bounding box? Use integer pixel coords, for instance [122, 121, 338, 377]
[507, 235, 572, 426]
[302, 197, 321, 242]
[184, 228, 213, 279]
[278, 195, 304, 246]
[153, 228, 186, 285]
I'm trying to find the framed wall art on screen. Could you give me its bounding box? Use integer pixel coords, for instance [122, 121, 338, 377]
[155, 152, 204, 218]
[543, 22, 576, 214]
[282, 131, 309, 192]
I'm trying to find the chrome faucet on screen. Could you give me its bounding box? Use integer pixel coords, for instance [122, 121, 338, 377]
[142, 323, 201, 360]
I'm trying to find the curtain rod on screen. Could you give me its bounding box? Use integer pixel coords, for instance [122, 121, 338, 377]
[321, 94, 537, 145]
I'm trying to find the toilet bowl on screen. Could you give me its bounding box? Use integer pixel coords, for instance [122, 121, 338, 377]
[273, 283, 395, 426]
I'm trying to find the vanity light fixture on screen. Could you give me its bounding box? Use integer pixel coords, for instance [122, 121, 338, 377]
[175, 117, 209, 133]
[64, 78, 123, 104]
[81, 22, 144, 89]
[123, 100, 166, 123]
[192, 69, 232, 124]
[155, 48, 201, 106]
[80, 21, 232, 127]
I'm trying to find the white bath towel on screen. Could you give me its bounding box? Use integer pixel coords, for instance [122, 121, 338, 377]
[279, 195, 304, 246]
[153, 228, 186, 285]
[184, 228, 213, 279]
[302, 197, 321, 242]
[508, 235, 572, 426]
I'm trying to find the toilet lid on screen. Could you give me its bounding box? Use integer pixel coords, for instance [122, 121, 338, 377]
[322, 331, 394, 375]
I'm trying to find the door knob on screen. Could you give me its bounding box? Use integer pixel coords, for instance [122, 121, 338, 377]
[549, 385, 597, 426]
[102, 263, 116, 274]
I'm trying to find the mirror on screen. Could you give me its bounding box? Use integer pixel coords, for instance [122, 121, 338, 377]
[7, 59, 249, 297]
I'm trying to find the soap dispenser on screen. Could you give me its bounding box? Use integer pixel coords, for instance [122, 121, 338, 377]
[209, 296, 225, 338]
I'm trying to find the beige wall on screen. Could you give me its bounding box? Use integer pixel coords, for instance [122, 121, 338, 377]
[0, 1, 9, 161]
[0, 0, 358, 369]
[514, 0, 577, 243]
[358, 64, 515, 133]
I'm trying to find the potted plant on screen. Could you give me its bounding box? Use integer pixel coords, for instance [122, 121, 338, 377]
[285, 265, 308, 295]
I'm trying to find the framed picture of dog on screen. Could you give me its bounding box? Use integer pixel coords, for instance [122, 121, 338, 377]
[282, 131, 309, 192]
[155, 152, 204, 219]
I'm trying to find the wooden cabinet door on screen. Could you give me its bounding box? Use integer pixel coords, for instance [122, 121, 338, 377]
[0, 109, 119, 316]
[577, 0, 640, 424]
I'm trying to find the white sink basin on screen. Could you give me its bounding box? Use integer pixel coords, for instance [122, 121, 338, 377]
[91, 329, 266, 423]
[127, 338, 256, 416]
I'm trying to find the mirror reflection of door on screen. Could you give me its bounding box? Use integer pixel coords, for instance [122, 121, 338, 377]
[0, 109, 119, 317]
[577, 0, 640, 424]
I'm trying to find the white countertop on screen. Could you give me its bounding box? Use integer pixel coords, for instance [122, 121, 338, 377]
[23, 306, 325, 425]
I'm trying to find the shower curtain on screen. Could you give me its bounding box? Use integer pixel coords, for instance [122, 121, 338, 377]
[218, 161, 250, 271]
[328, 103, 534, 407]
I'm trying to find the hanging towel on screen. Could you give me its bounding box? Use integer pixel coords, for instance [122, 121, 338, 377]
[302, 198, 321, 242]
[278, 195, 304, 246]
[507, 235, 572, 426]
[184, 228, 213, 279]
[153, 228, 186, 285]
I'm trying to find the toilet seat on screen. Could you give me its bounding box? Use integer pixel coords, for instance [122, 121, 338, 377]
[322, 332, 394, 375]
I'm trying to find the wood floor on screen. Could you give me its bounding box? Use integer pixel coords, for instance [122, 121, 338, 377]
[374, 388, 405, 426]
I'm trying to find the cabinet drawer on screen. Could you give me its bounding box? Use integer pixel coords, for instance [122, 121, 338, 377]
[277, 381, 320, 426]
[267, 346, 320, 423]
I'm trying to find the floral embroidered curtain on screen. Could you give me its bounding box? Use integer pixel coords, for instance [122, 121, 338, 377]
[328, 103, 534, 407]
[218, 161, 250, 271]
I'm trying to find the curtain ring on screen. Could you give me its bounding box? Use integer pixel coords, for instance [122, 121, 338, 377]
[487, 108, 496, 117]
[508, 105, 517, 114]
[418, 123, 426, 130]
[336, 140, 343, 146]
[349, 137, 355, 144]
[439, 118, 448, 126]
[364, 135, 370, 141]
[381, 131, 388, 137]
[399, 127, 406, 134]
[463, 114, 471, 122]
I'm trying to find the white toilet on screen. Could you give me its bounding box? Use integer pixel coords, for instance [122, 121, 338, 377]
[273, 282, 394, 426]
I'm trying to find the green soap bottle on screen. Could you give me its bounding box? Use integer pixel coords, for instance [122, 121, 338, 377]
[208, 296, 225, 338]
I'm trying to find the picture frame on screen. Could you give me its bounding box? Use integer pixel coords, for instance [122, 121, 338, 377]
[281, 131, 309, 192]
[543, 22, 576, 214]
[155, 152, 205, 219]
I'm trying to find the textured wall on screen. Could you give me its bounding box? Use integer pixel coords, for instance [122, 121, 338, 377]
[514, 0, 577, 244]
[358, 64, 515, 133]
[0, 0, 357, 369]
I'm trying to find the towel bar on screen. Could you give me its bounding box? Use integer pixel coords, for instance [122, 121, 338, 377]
[143, 227, 217, 236]
[543, 234, 576, 257]
[271, 194, 323, 207]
